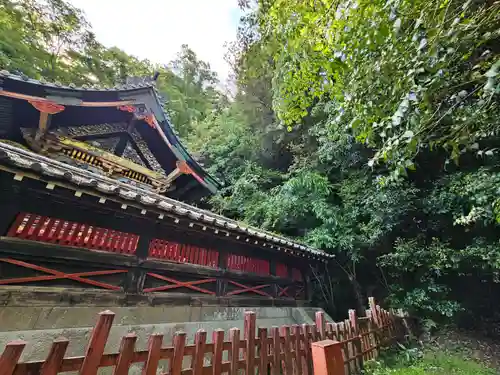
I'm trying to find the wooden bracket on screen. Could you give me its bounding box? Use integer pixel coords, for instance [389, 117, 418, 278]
[164, 160, 193, 185]
[28, 99, 65, 142]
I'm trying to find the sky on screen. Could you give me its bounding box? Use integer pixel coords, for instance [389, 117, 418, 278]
[67, 0, 243, 83]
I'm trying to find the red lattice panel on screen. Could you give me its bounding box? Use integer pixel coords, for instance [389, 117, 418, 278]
[7, 212, 139, 255]
[148, 239, 219, 268]
[276, 263, 288, 278]
[227, 254, 270, 276]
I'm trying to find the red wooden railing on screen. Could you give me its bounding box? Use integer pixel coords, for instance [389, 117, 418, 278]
[6, 214, 302, 281]
[148, 239, 219, 268]
[0, 298, 409, 375]
[7, 212, 139, 254]
[227, 254, 270, 275]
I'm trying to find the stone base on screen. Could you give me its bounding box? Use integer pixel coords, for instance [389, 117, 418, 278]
[0, 286, 332, 368]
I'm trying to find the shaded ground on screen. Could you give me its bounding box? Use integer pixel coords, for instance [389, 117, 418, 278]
[430, 329, 500, 371]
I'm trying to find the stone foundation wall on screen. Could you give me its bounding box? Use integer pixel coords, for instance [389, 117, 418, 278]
[0, 288, 331, 367]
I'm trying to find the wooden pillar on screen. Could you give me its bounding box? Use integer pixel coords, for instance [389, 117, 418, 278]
[0, 201, 19, 236]
[113, 132, 131, 157]
[305, 273, 313, 302]
[311, 340, 345, 375]
[269, 256, 277, 276]
[0, 174, 21, 236]
[135, 235, 152, 261]
[217, 248, 228, 297]
[124, 264, 146, 294]
[218, 248, 228, 269]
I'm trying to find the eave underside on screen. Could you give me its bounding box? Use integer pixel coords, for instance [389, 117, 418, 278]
[0, 76, 219, 201]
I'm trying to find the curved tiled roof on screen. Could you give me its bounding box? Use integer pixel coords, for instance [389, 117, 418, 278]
[0, 142, 333, 261]
[0, 69, 223, 196]
[0, 70, 155, 91]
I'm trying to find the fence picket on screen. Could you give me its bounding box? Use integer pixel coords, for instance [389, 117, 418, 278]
[315, 311, 326, 340]
[142, 333, 163, 375]
[292, 325, 302, 375]
[80, 310, 114, 375]
[170, 332, 186, 375]
[271, 326, 281, 375]
[344, 319, 354, 375]
[41, 337, 69, 375]
[366, 309, 378, 359]
[228, 328, 240, 375]
[113, 333, 137, 375]
[212, 330, 224, 375]
[0, 340, 26, 375]
[301, 324, 313, 375]
[244, 312, 256, 375]
[192, 330, 207, 375]
[258, 328, 269, 375]
[280, 326, 293, 375]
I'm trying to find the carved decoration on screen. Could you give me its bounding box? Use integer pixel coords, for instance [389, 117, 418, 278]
[142, 114, 157, 128]
[60, 124, 164, 174]
[118, 105, 136, 113]
[28, 99, 65, 114]
[88, 137, 120, 154]
[122, 141, 147, 168]
[129, 130, 163, 173]
[177, 160, 193, 175]
[65, 123, 128, 137]
[20, 129, 169, 192]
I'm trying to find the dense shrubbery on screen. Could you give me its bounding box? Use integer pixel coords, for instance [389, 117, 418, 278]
[2, 0, 500, 328]
[203, 0, 500, 326]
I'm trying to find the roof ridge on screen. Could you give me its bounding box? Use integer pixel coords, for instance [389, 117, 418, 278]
[0, 70, 155, 92]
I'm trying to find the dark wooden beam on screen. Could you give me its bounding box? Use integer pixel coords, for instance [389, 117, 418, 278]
[0, 286, 305, 308]
[113, 132, 130, 158]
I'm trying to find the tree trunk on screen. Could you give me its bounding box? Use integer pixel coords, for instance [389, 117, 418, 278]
[348, 274, 366, 316]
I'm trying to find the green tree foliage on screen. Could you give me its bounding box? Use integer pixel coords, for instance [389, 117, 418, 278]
[262, 0, 499, 179]
[160, 44, 225, 138]
[194, 0, 500, 323]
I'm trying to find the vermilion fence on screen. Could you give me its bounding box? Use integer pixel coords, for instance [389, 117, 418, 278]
[227, 254, 270, 275]
[7, 212, 139, 254]
[7, 213, 305, 279]
[0, 298, 409, 375]
[149, 239, 220, 268]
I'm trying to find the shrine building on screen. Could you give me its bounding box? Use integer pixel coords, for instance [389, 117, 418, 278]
[0, 70, 333, 312]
